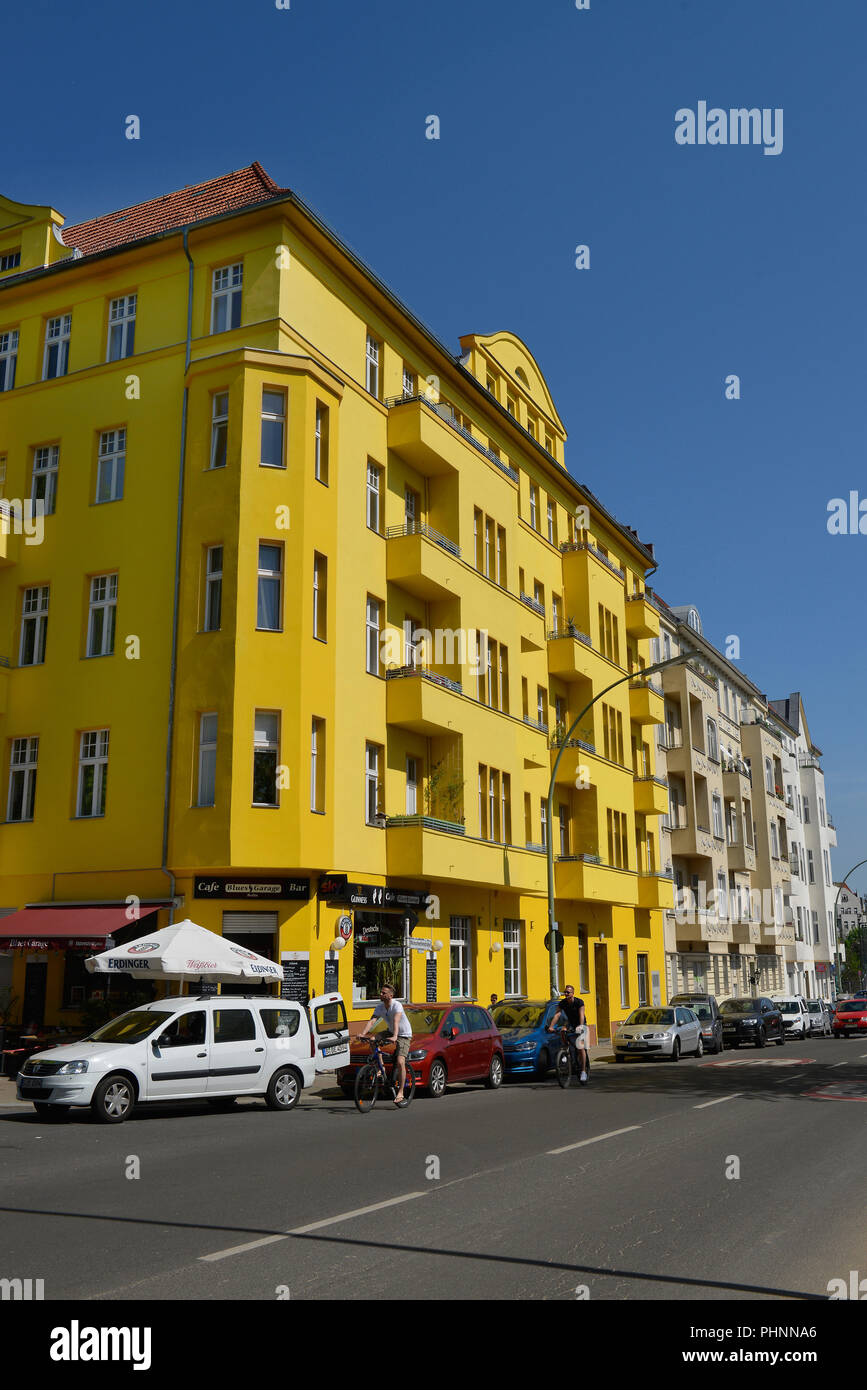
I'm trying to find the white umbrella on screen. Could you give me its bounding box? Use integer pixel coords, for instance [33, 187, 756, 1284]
[85, 919, 282, 983]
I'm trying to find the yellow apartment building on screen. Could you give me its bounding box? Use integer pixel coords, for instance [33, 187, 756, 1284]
[0, 163, 672, 1037]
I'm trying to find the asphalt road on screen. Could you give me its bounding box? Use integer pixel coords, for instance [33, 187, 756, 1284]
[1, 1035, 865, 1301]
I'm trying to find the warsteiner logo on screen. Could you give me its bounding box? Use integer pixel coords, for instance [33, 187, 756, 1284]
[127, 942, 159, 954]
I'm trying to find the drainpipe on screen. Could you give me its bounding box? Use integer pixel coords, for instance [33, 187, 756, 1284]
[160, 227, 195, 925]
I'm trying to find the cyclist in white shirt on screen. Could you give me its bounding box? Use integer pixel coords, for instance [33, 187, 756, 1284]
[358, 984, 413, 1105]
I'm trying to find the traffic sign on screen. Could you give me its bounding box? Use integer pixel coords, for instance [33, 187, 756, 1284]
[544, 930, 564, 954]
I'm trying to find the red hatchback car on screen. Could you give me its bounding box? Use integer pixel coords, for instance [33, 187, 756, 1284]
[336, 1003, 504, 1098]
[832, 998, 867, 1037]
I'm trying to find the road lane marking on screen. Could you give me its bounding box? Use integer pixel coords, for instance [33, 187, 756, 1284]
[200, 1235, 288, 1263]
[693, 1093, 742, 1109]
[773, 1073, 804, 1083]
[831, 1061, 848, 1068]
[289, 1192, 426, 1235]
[547, 1125, 641, 1155]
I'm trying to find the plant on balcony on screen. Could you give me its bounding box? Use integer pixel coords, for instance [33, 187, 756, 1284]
[424, 757, 464, 824]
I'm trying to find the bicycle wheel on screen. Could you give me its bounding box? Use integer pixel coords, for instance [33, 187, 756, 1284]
[556, 1047, 571, 1089]
[392, 1062, 416, 1108]
[354, 1063, 380, 1113]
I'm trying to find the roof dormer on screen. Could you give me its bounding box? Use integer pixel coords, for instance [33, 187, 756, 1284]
[0, 194, 78, 280]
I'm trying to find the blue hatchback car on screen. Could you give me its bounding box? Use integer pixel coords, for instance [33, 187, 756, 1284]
[492, 999, 564, 1077]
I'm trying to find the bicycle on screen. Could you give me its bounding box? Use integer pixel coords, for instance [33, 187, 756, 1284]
[353, 1036, 416, 1113]
[554, 1026, 590, 1089]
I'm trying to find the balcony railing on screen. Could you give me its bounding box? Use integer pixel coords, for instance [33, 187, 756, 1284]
[630, 678, 663, 697]
[386, 394, 519, 482]
[557, 852, 603, 865]
[385, 521, 461, 558]
[659, 732, 684, 751]
[525, 841, 546, 854]
[687, 660, 719, 690]
[520, 592, 545, 618]
[522, 715, 549, 735]
[547, 624, 592, 646]
[798, 752, 823, 771]
[722, 756, 751, 779]
[385, 666, 462, 695]
[744, 711, 783, 742]
[550, 733, 596, 755]
[634, 774, 668, 788]
[559, 539, 626, 580]
[385, 814, 465, 836]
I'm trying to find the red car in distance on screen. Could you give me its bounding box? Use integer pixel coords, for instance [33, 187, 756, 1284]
[832, 998, 867, 1037]
[336, 1002, 504, 1098]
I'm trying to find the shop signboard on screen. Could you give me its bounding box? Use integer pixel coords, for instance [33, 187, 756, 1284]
[281, 951, 310, 1003]
[195, 877, 309, 901]
[426, 957, 438, 1003]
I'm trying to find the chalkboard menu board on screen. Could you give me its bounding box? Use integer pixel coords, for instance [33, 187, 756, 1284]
[281, 952, 309, 1003]
[323, 959, 339, 994]
[426, 957, 438, 1003]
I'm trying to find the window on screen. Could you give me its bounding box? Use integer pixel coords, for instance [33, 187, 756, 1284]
[712, 794, 723, 838]
[402, 363, 415, 398]
[406, 756, 418, 815]
[619, 946, 629, 1008]
[313, 553, 327, 640]
[43, 314, 71, 379]
[257, 543, 283, 630]
[537, 685, 547, 728]
[540, 799, 548, 848]
[213, 1009, 256, 1044]
[404, 615, 420, 667]
[496, 526, 507, 587]
[260, 389, 286, 468]
[450, 916, 472, 998]
[765, 758, 774, 793]
[96, 428, 126, 503]
[706, 719, 718, 760]
[0, 329, 18, 391]
[366, 596, 382, 675]
[529, 484, 539, 531]
[365, 742, 383, 824]
[366, 461, 382, 532]
[526, 413, 537, 439]
[823, 849, 831, 886]
[32, 445, 59, 515]
[601, 704, 624, 764]
[204, 546, 223, 632]
[637, 953, 649, 1006]
[807, 849, 815, 884]
[107, 294, 136, 361]
[546, 497, 557, 545]
[314, 402, 329, 483]
[812, 910, 819, 945]
[819, 795, 826, 827]
[770, 821, 779, 858]
[0, 249, 21, 272]
[503, 920, 522, 996]
[7, 736, 38, 822]
[19, 586, 48, 666]
[210, 392, 229, 469]
[558, 804, 569, 856]
[197, 713, 217, 807]
[253, 712, 279, 806]
[404, 486, 419, 528]
[211, 263, 242, 333]
[365, 333, 381, 398]
[578, 928, 590, 992]
[310, 718, 325, 812]
[598, 605, 620, 664]
[87, 574, 118, 657]
[803, 796, 811, 824]
[0, 456, 5, 495]
[77, 729, 109, 817]
[607, 809, 629, 868]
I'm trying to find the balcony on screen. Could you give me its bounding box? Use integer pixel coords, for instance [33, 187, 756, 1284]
[624, 592, 660, 639]
[727, 840, 757, 873]
[386, 820, 545, 891]
[669, 820, 717, 861]
[546, 630, 612, 686]
[386, 524, 461, 600]
[628, 680, 664, 726]
[555, 855, 639, 907]
[638, 872, 674, 910]
[559, 539, 625, 581]
[520, 592, 545, 618]
[385, 667, 462, 735]
[387, 395, 518, 482]
[633, 775, 669, 816]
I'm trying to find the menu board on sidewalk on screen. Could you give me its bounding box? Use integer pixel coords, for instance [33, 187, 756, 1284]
[426, 957, 438, 1003]
[323, 959, 339, 994]
[281, 951, 310, 1003]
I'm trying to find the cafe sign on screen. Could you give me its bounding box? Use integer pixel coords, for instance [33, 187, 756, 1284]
[194, 877, 310, 901]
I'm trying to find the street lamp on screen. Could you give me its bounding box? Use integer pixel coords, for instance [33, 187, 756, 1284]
[833, 861, 867, 994]
[545, 650, 695, 994]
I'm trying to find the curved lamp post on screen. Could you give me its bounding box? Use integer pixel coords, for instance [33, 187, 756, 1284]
[833, 861, 867, 994]
[546, 650, 695, 995]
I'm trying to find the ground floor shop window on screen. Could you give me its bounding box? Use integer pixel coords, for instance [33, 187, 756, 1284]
[503, 920, 522, 996]
[352, 912, 407, 1004]
[450, 916, 472, 998]
[637, 953, 648, 1005]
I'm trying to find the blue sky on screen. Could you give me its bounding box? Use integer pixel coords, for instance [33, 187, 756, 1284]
[5, 0, 866, 889]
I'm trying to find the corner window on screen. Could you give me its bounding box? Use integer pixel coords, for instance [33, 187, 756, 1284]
[43, 314, 71, 379]
[260, 389, 286, 469]
[0, 329, 19, 391]
[257, 543, 283, 631]
[365, 333, 381, 398]
[210, 392, 229, 469]
[107, 294, 137, 361]
[253, 712, 280, 807]
[211, 264, 243, 334]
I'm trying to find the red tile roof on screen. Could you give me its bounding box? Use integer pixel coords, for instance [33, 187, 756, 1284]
[62, 162, 286, 256]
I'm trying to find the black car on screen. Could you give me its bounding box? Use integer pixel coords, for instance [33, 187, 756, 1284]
[719, 996, 785, 1048]
[670, 993, 723, 1054]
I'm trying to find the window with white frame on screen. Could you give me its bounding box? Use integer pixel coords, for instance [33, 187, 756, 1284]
[19, 586, 48, 666]
[450, 916, 472, 998]
[0, 329, 18, 391]
[402, 363, 415, 398]
[96, 428, 126, 503]
[365, 596, 382, 675]
[310, 717, 325, 812]
[819, 795, 826, 827]
[107, 294, 136, 361]
[365, 333, 381, 397]
[770, 820, 779, 858]
[619, 945, 629, 1008]
[7, 736, 38, 822]
[0, 250, 21, 272]
[314, 402, 329, 483]
[529, 484, 538, 531]
[578, 927, 589, 992]
[43, 314, 71, 379]
[405, 756, 418, 815]
[765, 757, 773, 792]
[803, 796, 810, 823]
[558, 804, 569, 856]
[503, 920, 522, 996]
[637, 952, 649, 1005]
[204, 545, 222, 631]
[313, 553, 327, 640]
[211, 264, 242, 333]
[706, 718, 718, 760]
[366, 461, 382, 532]
[77, 729, 109, 817]
[253, 711, 280, 807]
[807, 848, 815, 884]
[257, 543, 283, 630]
[823, 849, 831, 886]
[712, 793, 723, 838]
[547, 497, 556, 545]
[86, 574, 118, 657]
[365, 742, 382, 824]
[32, 445, 59, 515]
[197, 713, 217, 807]
[260, 389, 286, 468]
[210, 392, 229, 469]
[540, 798, 548, 848]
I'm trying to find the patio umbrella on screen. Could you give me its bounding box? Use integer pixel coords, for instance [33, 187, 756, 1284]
[85, 919, 282, 983]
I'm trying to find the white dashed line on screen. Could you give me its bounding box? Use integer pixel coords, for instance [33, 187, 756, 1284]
[200, 1234, 288, 1263]
[288, 1192, 427, 1234]
[693, 1093, 742, 1109]
[547, 1125, 641, 1155]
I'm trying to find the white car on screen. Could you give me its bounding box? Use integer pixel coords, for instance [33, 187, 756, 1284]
[770, 995, 810, 1039]
[16, 993, 350, 1123]
[805, 999, 832, 1036]
[614, 1005, 703, 1061]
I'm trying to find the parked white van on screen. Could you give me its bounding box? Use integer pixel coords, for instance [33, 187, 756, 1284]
[16, 993, 350, 1123]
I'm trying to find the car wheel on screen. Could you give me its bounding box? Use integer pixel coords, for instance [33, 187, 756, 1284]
[206, 1097, 238, 1110]
[265, 1066, 301, 1111]
[33, 1102, 69, 1121]
[755, 1028, 766, 1049]
[536, 1047, 550, 1077]
[484, 1054, 503, 1089]
[669, 1038, 681, 1062]
[776, 1031, 785, 1045]
[91, 1074, 136, 1124]
[427, 1059, 447, 1097]
[695, 1036, 704, 1058]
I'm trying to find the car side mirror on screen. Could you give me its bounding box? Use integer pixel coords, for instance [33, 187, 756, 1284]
[449, 1026, 460, 1039]
[151, 1040, 162, 1057]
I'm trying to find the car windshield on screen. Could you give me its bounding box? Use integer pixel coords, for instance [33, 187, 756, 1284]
[492, 1004, 545, 1030]
[684, 1003, 711, 1021]
[778, 1002, 800, 1014]
[407, 1009, 448, 1034]
[721, 999, 759, 1014]
[84, 1010, 174, 1044]
[808, 1003, 821, 1013]
[626, 1008, 673, 1026]
[837, 1001, 862, 1012]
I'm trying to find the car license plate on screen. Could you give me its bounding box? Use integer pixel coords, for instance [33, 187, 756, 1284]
[20, 1079, 44, 1090]
[322, 1044, 343, 1056]
[627, 1041, 646, 1049]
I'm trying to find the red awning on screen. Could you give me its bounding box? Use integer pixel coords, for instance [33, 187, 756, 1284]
[0, 906, 163, 951]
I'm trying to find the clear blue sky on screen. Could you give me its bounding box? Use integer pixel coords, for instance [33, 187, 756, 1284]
[5, 0, 866, 889]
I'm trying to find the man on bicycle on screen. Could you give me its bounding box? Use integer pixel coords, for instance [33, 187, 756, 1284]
[357, 984, 413, 1105]
[547, 984, 588, 1084]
